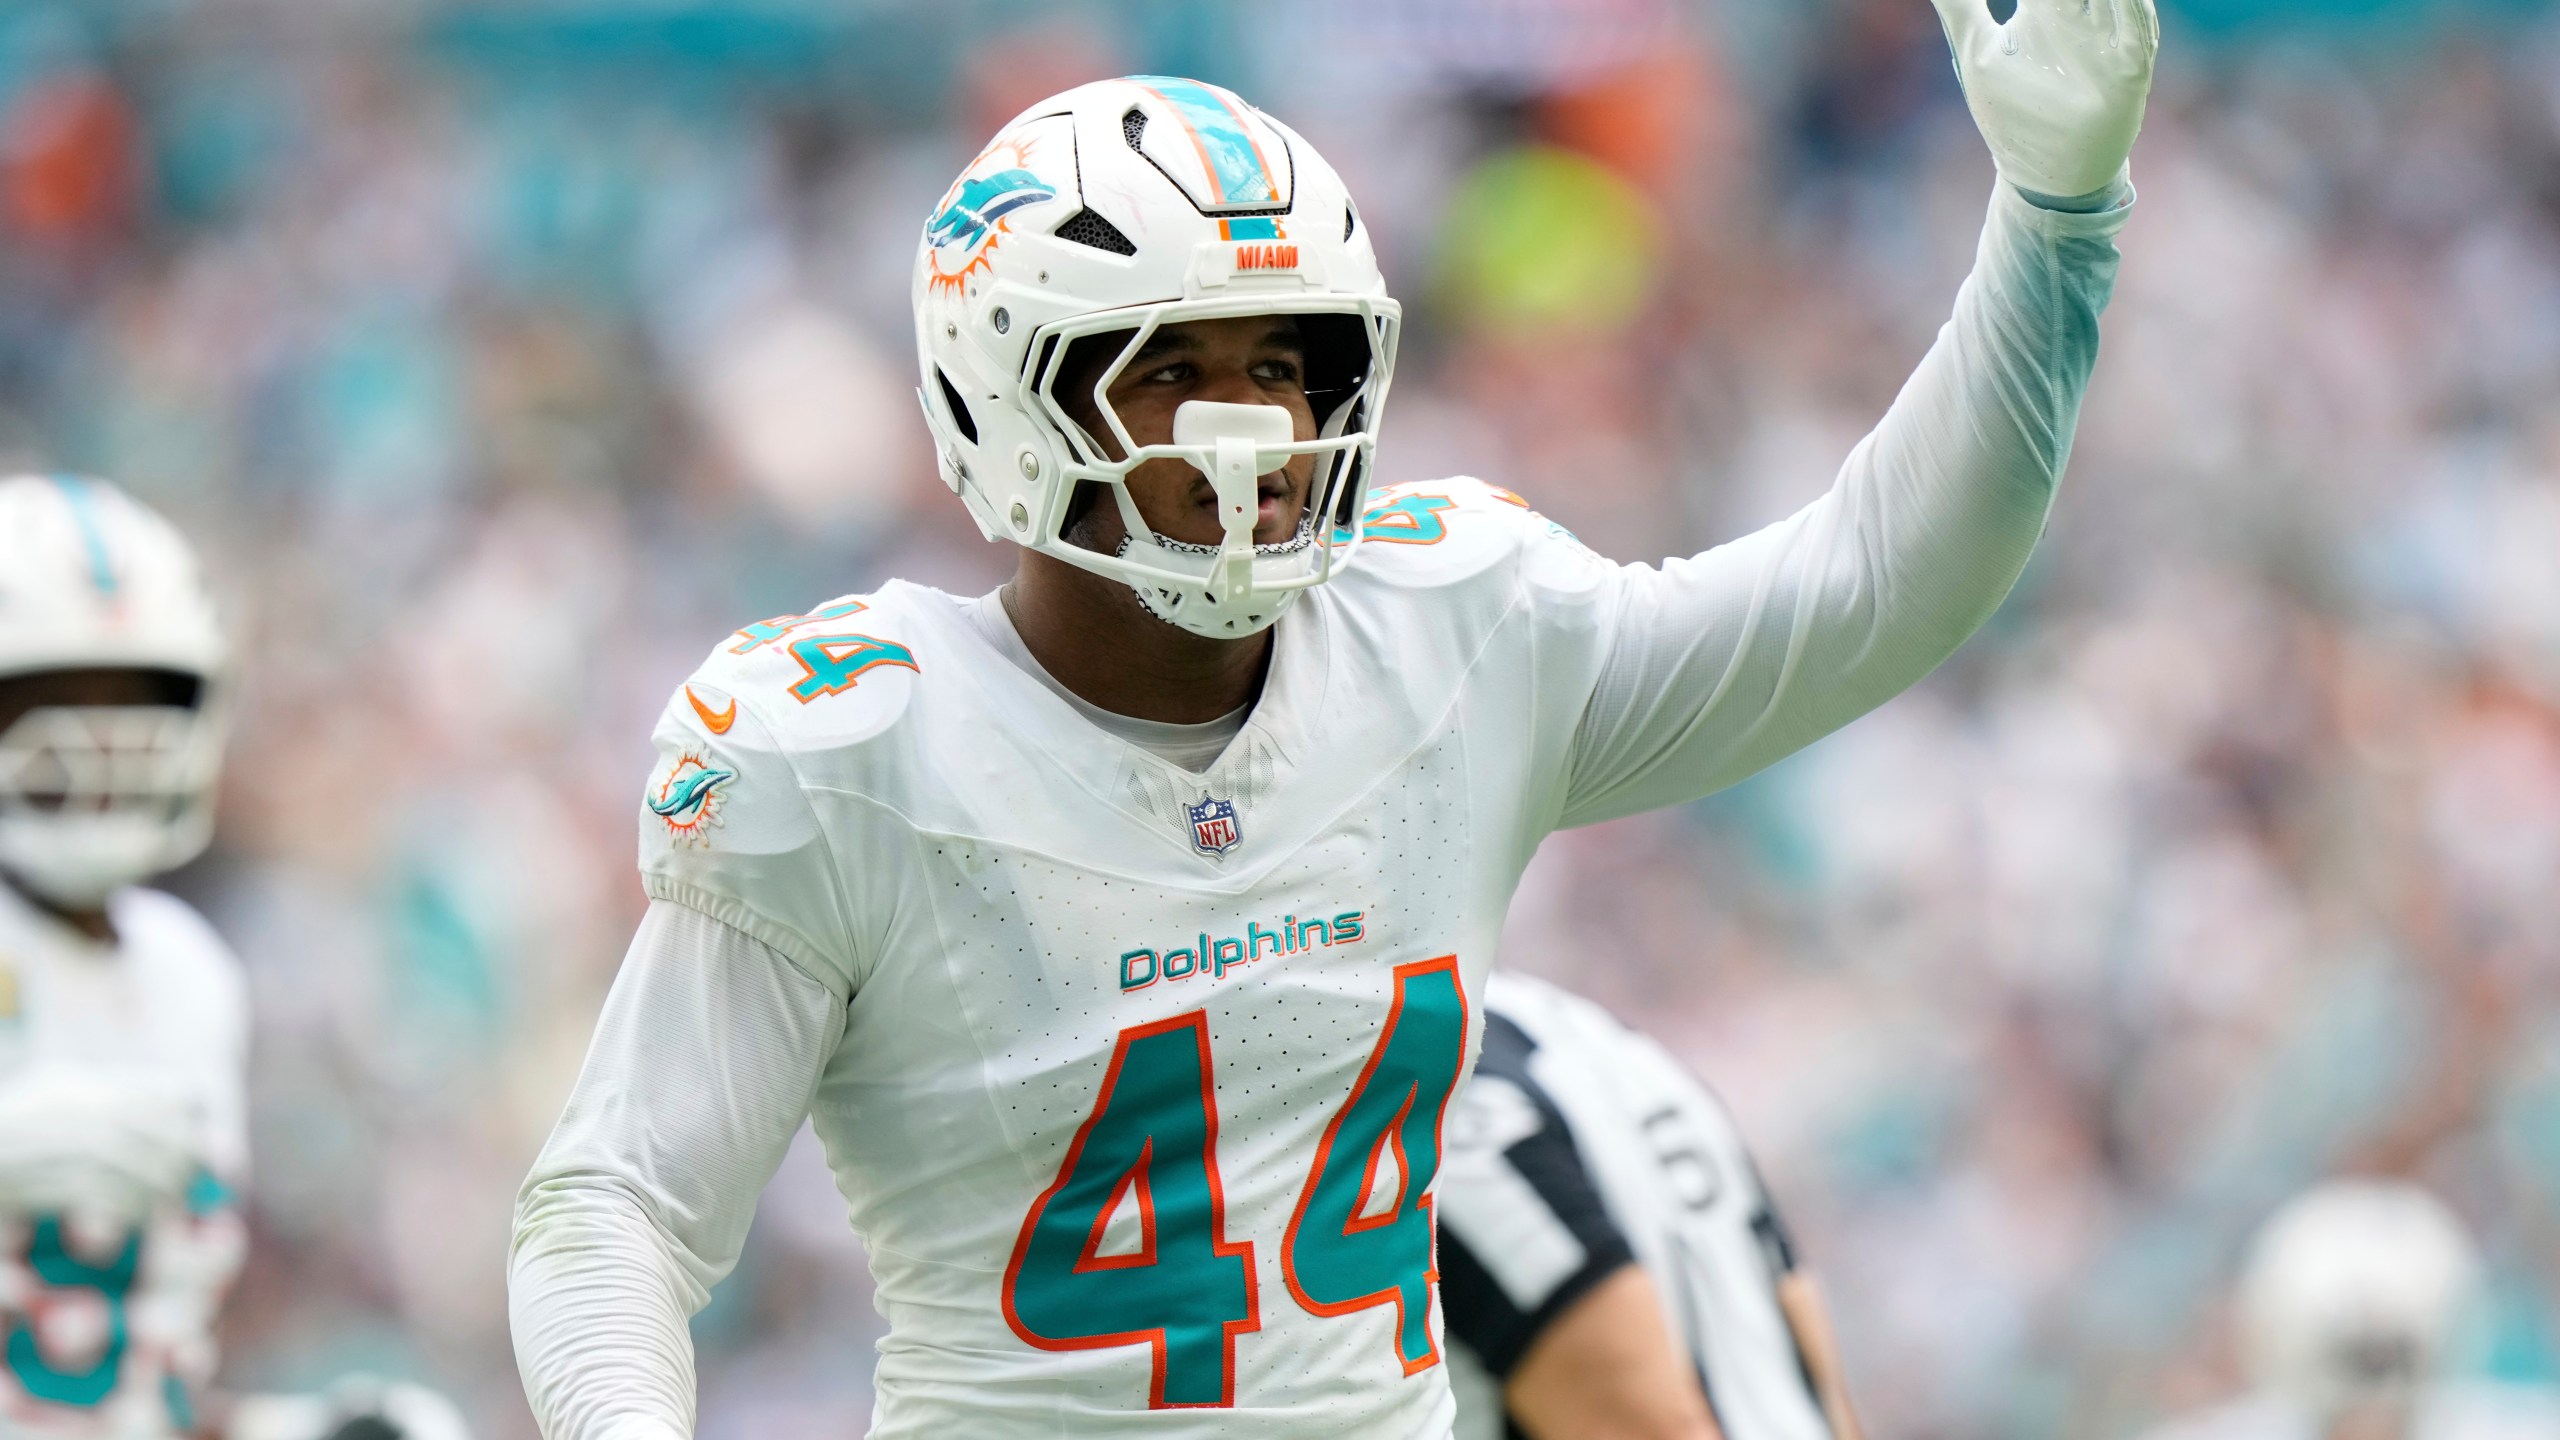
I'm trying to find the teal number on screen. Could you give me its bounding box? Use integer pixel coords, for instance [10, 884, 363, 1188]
[5, 1218, 139, 1407]
[728, 598, 870, 655]
[1003, 1012, 1259, 1408]
[784, 633, 917, 704]
[1359, 494, 1456, 546]
[1281, 956, 1468, 1374]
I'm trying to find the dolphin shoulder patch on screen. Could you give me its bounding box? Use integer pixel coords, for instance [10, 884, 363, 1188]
[648, 748, 736, 849]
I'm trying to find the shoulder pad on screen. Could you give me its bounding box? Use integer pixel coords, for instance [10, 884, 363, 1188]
[1345, 477, 1599, 592]
[668, 589, 925, 756]
[110, 888, 246, 978]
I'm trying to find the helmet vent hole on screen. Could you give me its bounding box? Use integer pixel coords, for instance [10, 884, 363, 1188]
[934, 368, 979, 445]
[1054, 208, 1137, 256]
[1122, 107, 1148, 151]
[1344, 205, 1356, 242]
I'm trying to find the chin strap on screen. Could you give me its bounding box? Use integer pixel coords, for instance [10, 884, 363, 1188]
[1116, 514, 1321, 637]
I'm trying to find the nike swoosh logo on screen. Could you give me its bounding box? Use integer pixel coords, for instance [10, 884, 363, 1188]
[687, 686, 737, 734]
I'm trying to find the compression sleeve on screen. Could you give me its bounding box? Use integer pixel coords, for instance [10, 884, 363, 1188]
[1555, 182, 2126, 828]
[509, 900, 845, 1440]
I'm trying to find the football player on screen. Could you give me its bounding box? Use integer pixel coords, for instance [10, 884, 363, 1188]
[510, 1, 2160, 1434]
[0, 474, 249, 1438]
[1438, 974, 1861, 1440]
[0, 476, 470, 1440]
[2139, 1182, 2560, 1440]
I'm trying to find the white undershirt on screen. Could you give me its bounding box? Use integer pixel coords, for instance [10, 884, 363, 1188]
[964, 591, 1247, 774]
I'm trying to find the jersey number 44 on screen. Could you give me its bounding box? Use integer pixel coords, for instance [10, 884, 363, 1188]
[1002, 957, 1466, 1409]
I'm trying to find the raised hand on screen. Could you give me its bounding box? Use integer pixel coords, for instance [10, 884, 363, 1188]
[1930, 0, 2161, 202]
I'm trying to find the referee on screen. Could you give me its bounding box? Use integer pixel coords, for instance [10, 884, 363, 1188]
[1437, 973, 1865, 1440]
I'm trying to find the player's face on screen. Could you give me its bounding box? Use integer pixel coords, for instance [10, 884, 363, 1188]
[0, 668, 199, 812]
[1059, 315, 1319, 550]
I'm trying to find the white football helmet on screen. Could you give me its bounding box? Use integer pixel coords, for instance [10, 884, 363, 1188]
[2237, 1179, 2481, 1416]
[0, 476, 229, 909]
[913, 76, 1401, 638]
[226, 1378, 475, 1440]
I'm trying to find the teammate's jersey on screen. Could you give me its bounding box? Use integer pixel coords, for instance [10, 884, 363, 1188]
[1437, 973, 1832, 1440]
[0, 884, 249, 1439]
[2137, 1386, 2560, 1440]
[512, 185, 2128, 1440]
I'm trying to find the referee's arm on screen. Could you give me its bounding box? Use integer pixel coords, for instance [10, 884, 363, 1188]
[1497, 1265, 1726, 1440]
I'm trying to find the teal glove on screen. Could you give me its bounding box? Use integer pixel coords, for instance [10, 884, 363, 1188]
[1932, 0, 2160, 203]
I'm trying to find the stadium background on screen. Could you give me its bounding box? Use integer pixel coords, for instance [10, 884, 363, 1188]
[1, 0, 2554, 1434]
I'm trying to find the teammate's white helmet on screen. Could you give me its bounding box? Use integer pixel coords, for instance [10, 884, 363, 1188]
[913, 76, 1401, 638]
[226, 1377, 475, 1440]
[0, 476, 229, 908]
[2237, 1179, 2480, 1416]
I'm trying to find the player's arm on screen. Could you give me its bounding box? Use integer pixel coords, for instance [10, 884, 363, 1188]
[1506, 1264, 1723, 1440]
[1549, 0, 2157, 828]
[511, 655, 870, 1440]
[1444, 1168, 1719, 1440]
[508, 900, 844, 1440]
[192, 905, 254, 1200]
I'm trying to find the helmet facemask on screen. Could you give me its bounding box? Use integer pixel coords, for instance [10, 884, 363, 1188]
[1021, 297, 1399, 639]
[0, 669, 225, 910]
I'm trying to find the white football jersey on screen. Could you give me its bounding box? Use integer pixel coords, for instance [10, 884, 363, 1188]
[641, 481, 1641, 1439]
[1438, 973, 1833, 1440]
[0, 884, 249, 1440]
[511, 184, 2129, 1440]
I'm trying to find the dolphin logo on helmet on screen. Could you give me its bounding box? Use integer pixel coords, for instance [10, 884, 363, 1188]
[926, 168, 1058, 254]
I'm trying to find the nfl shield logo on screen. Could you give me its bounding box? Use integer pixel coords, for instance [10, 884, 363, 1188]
[1186, 795, 1241, 856]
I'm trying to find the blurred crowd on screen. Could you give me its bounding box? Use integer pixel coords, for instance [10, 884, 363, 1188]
[2, 0, 2557, 1436]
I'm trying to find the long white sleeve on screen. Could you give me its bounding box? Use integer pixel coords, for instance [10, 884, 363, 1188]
[509, 900, 846, 1440]
[1555, 183, 2127, 829]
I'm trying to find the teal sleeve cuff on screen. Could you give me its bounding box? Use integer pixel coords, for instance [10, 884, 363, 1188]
[2015, 166, 2134, 215]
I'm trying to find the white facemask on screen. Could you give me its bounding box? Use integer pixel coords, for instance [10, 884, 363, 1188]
[0, 705, 222, 908]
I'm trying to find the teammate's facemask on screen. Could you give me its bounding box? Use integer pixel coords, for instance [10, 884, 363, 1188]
[912, 76, 1401, 639]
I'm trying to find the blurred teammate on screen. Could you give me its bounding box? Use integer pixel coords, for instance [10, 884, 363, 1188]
[0, 476, 469, 1440]
[0, 474, 250, 1439]
[2140, 1182, 2560, 1440]
[1439, 974, 1861, 1440]
[510, 2, 2160, 1435]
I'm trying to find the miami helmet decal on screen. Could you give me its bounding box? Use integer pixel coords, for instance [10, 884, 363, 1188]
[922, 126, 1071, 296]
[928, 168, 1057, 252]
